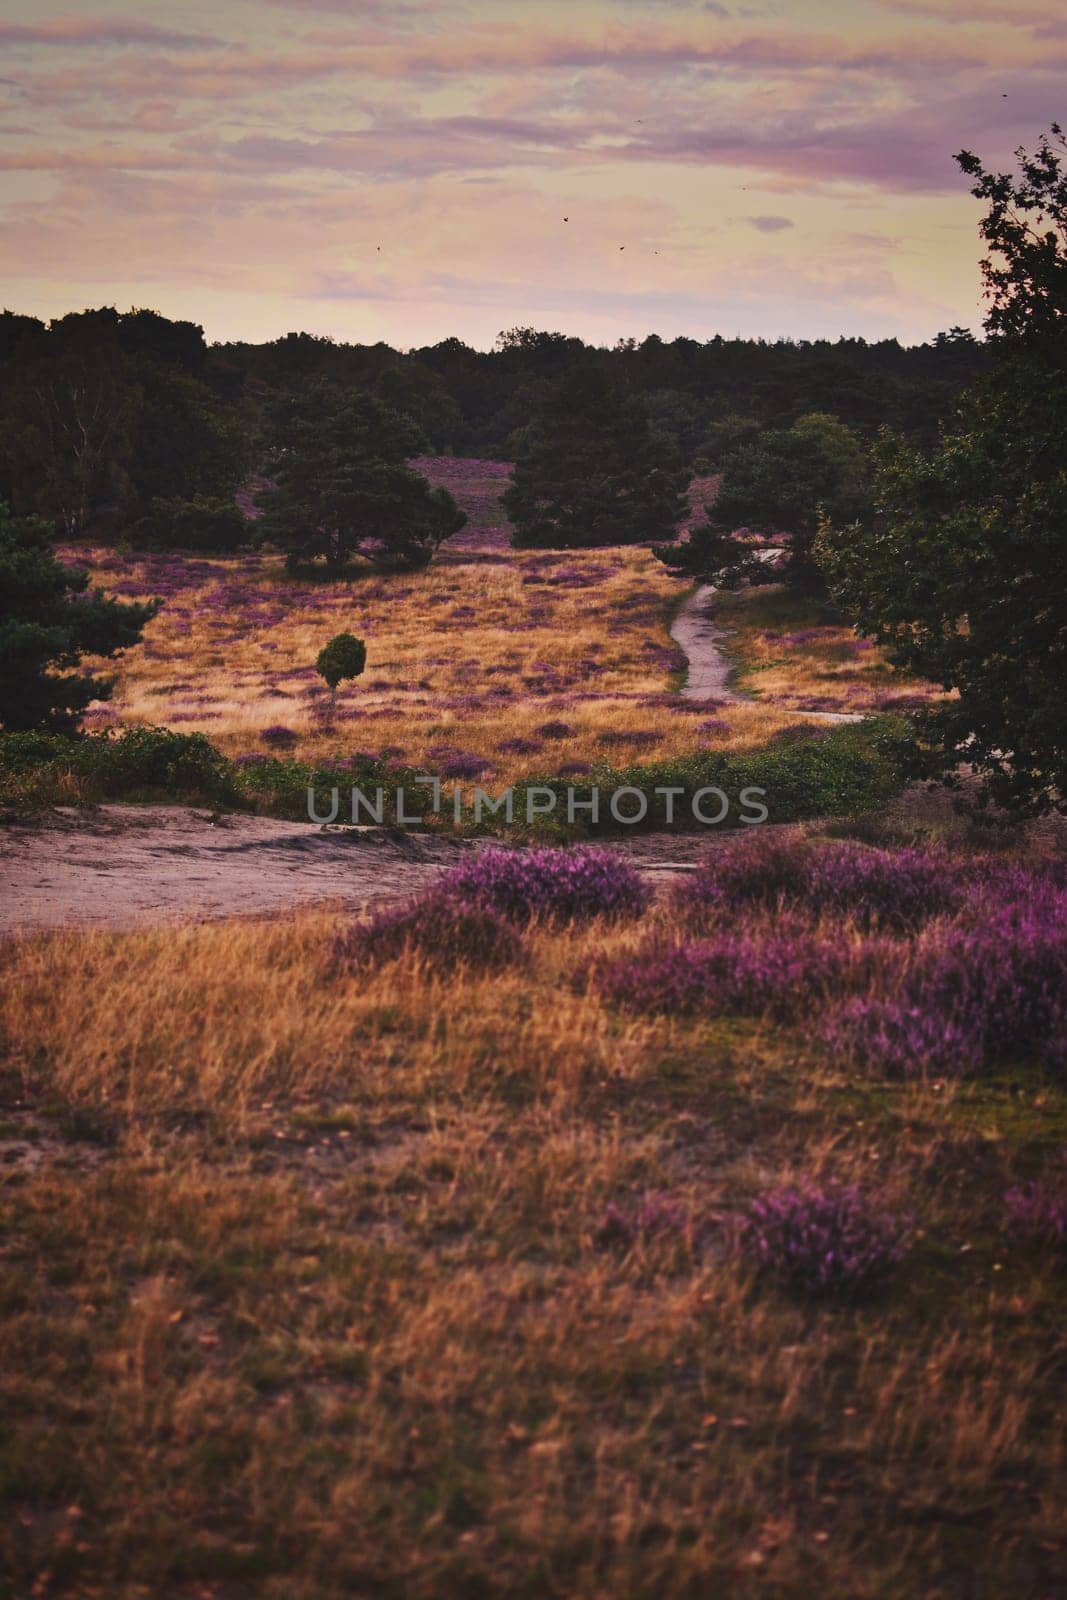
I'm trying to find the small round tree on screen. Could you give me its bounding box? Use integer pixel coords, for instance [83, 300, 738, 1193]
[316, 634, 367, 707]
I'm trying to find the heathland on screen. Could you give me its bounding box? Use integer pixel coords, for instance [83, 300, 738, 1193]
[1, 452, 1065, 1599]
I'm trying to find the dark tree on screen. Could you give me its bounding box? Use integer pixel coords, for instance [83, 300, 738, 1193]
[0, 314, 140, 536]
[316, 634, 367, 712]
[258, 382, 466, 573]
[818, 128, 1067, 815]
[655, 412, 868, 592]
[0, 502, 158, 732]
[504, 368, 689, 548]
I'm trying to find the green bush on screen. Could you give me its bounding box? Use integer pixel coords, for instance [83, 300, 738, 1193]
[315, 633, 367, 691]
[507, 718, 905, 836]
[0, 725, 236, 807]
[138, 496, 249, 552]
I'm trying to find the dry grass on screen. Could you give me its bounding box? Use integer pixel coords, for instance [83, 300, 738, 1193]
[74, 540, 816, 786]
[710, 586, 945, 716]
[1, 888, 1064, 1597]
[60, 455, 935, 785]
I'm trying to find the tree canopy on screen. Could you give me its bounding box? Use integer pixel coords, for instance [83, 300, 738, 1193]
[818, 127, 1067, 815]
[0, 501, 158, 732]
[655, 411, 869, 591]
[505, 368, 689, 548]
[257, 381, 466, 572]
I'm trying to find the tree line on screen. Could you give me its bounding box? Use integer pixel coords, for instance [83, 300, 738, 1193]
[0, 128, 1062, 814]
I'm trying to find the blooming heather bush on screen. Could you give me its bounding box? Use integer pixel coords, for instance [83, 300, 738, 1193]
[335, 891, 524, 973]
[496, 737, 543, 756]
[437, 751, 493, 780]
[592, 929, 851, 1021]
[1004, 1163, 1067, 1251]
[673, 834, 961, 931]
[595, 1192, 692, 1251]
[822, 997, 985, 1078]
[910, 897, 1067, 1066]
[444, 846, 650, 925]
[535, 721, 576, 740]
[672, 834, 814, 924]
[742, 1179, 909, 1298]
[806, 843, 962, 929]
[261, 724, 299, 750]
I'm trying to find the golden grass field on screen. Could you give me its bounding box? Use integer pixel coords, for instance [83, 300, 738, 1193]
[1, 836, 1064, 1597]
[708, 587, 945, 719]
[5, 469, 1057, 1598]
[75, 542, 815, 786]
[65, 458, 936, 787]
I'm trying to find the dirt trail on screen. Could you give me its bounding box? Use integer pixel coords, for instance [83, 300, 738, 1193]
[0, 806, 721, 934]
[670, 580, 863, 723]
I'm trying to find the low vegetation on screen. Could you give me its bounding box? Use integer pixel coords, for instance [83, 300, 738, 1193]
[1, 824, 1064, 1596]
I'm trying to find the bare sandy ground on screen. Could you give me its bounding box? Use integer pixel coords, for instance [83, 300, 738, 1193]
[0, 806, 717, 934]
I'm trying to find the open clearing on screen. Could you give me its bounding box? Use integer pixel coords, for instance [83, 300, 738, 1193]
[0, 805, 716, 932]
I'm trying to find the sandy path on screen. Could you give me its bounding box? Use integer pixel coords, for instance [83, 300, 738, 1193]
[0, 806, 722, 935]
[0, 807, 473, 933]
[669, 584, 737, 701]
[670, 579, 863, 722]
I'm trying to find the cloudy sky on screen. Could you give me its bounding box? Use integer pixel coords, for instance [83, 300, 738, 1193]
[0, 0, 1059, 348]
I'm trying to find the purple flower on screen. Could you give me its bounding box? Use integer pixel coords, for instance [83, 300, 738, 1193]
[821, 997, 984, 1078]
[535, 721, 575, 740]
[261, 724, 299, 749]
[592, 930, 851, 1022]
[1004, 1163, 1067, 1250]
[438, 751, 494, 780]
[496, 737, 543, 756]
[673, 835, 962, 931]
[444, 846, 650, 925]
[335, 891, 524, 973]
[741, 1179, 910, 1298]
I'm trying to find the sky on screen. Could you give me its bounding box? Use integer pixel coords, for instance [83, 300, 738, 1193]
[0, 0, 1060, 350]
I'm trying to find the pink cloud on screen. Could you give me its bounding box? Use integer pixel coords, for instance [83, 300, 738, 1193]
[0, 17, 220, 49]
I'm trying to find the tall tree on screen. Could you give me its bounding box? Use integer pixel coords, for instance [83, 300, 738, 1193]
[654, 411, 868, 592]
[257, 381, 466, 573]
[505, 368, 689, 548]
[818, 127, 1067, 815]
[0, 502, 157, 731]
[1, 314, 140, 536]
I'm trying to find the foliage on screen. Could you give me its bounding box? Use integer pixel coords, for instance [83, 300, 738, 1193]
[443, 845, 651, 923]
[525, 716, 905, 835]
[655, 411, 869, 592]
[315, 632, 367, 691]
[335, 890, 525, 973]
[257, 380, 466, 573]
[136, 495, 249, 552]
[0, 724, 236, 803]
[741, 1180, 910, 1299]
[0, 502, 158, 732]
[818, 128, 1067, 815]
[672, 834, 962, 930]
[590, 928, 852, 1021]
[0, 307, 245, 540]
[821, 997, 986, 1079]
[505, 367, 689, 548]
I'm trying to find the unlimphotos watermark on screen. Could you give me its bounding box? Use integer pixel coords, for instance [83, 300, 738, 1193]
[307, 777, 769, 827]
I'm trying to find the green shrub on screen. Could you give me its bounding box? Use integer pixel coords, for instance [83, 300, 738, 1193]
[137, 496, 249, 552]
[0, 725, 236, 807]
[315, 633, 367, 692]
